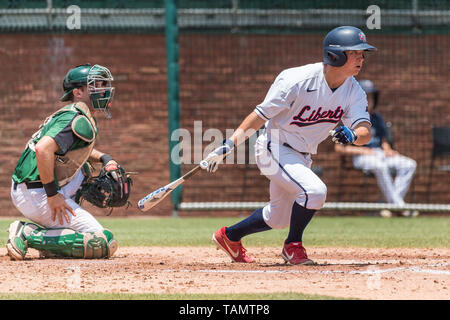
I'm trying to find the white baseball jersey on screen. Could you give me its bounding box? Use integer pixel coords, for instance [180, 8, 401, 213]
[254, 62, 371, 154]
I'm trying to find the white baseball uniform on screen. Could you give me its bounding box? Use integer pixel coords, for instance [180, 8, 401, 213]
[253, 62, 371, 229]
[11, 170, 104, 232]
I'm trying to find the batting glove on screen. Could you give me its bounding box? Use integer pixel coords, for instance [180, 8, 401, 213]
[330, 126, 357, 145]
[203, 139, 234, 173]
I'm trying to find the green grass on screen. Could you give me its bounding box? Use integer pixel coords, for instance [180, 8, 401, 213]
[0, 292, 342, 300]
[0, 216, 449, 248]
[1, 216, 446, 301]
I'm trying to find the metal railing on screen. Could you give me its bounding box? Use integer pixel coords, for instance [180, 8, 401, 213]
[0, 7, 449, 31]
[178, 201, 450, 212]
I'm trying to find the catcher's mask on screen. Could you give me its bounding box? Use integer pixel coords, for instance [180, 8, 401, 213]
[61, 64, 115, 119]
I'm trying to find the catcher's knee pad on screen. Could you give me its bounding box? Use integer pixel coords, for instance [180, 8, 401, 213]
[26, 227, 118, 259]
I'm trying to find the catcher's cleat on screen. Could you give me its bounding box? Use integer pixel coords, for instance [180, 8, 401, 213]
[6, 221, 28, 261]
[281, 241, 314, 265]
[212, 227, 254, 263]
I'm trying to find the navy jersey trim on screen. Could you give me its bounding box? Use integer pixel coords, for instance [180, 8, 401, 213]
[255, 107, 271, 120]
[351, 117, 371, 128]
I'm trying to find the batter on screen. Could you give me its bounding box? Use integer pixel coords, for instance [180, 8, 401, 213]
[203, 26, 377, 264]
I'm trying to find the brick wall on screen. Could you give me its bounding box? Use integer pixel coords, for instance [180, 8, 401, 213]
[0, 33, 448, 217]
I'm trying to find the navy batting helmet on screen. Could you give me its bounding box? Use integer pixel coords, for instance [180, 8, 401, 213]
[358, 79, 379, 108]
[323, 26, 377, 67]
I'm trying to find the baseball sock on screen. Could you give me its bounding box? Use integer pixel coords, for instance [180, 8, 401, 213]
[225, 208, 271, 242]
[285, 201, 316, 244]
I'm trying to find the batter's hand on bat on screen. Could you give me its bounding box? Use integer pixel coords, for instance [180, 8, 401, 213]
[330, 126, 357, 145]
[202, 139, 235, 173]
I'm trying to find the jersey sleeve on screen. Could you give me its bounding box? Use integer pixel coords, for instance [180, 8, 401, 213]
[341, 89, 372, 129]
[53, 122, 78, 155]
[254, 74, 297, 120]
[43, 112, 79, 155]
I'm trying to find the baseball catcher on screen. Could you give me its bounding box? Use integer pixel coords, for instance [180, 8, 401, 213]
[7, 64, 131, 260]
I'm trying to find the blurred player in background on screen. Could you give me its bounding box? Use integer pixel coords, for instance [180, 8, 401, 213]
[202, 26, 376, 264]
[334, 79, 418, 218]
[7, 64, 122, 260]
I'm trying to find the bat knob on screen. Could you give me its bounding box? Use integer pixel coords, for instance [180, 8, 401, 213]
[137, 200, 145, 211]
[200, 160, 208, 169]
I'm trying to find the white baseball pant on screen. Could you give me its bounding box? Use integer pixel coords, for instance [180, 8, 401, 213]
[255, 134, 327, 230]
[352, 148, 417, 205]
[10, 170, 104, 232]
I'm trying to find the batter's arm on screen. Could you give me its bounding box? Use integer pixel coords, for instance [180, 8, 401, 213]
[352, 121, 371, 146]
[201, 111, 266, 173]
[228, 111, 267, 147]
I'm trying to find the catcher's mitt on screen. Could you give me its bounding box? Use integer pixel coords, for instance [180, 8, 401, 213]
[75, 164, 132, 215]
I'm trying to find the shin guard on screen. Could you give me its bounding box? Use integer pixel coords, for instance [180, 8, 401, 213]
[25, 223, 117, 259]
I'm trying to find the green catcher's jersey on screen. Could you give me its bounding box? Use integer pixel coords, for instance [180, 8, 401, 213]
[12, 104, 97, 184]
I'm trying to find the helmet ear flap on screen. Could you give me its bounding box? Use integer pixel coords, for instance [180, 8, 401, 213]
[323, 49, 347, 67]
[327, 51, 339, 62]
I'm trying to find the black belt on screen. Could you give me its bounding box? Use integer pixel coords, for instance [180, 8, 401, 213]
[13, 181, 43, 190]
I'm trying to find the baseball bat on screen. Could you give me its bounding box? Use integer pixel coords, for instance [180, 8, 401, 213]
[137, 160, 208, 212]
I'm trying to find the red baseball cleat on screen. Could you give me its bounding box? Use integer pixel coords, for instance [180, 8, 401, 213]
[281, 241, 314, 265]
[212, 227, 255, 263]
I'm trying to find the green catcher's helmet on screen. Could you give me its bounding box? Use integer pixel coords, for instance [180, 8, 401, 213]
[61, 64, 115, 118]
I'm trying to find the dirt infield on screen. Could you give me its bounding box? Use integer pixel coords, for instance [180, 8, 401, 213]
[0, 246, 449, 299]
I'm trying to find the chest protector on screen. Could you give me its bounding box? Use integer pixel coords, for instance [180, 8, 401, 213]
[28, 102, 98, 187]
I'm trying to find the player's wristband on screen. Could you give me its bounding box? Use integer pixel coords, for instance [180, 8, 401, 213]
[43, 181, 58, 198]
[100, 154, 114, 166]
[349, 129, 358, 144]
[223, 139, 235, 150]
